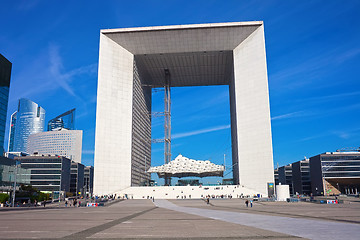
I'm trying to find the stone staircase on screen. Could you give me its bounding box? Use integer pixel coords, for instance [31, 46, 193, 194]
[324, 179, 341, 195]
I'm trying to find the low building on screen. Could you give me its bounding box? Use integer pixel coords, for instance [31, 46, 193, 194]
[292, 158, 311, 195]
[310, 151, 360, 196]
[278, 164, 293, 195]
[274, 168, 279, 186]
[70, 162, 84, 196]
[84, 166, 94, 196]
[176, 179, 201, 186]
[0, 156, 30, 192]
[222, 178, 234, 185]
[15, 155, 71, 192]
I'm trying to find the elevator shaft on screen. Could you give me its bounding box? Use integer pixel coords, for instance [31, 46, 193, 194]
[164, 69, 171, 185]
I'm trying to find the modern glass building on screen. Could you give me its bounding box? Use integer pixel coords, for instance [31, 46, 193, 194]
[0, 156, 30, 192]
[27, 129, 83, 163]
[70, 161, 84, 196]
[0, 54, 11, 153]
[8, 111, 17, 152]
[11, 99, 45, 153]
[278, 164, 293, 195]
[47, 108, 75, 131]
[84, 166, 94, 196]
[274, 168, 279, 186]
[15, 155, 71, 192]
[310, 151, 360, 196]
[292, 159, 311, 195]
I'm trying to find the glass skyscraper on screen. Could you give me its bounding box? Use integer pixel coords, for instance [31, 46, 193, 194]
[11, 98, 45, 153]
[8, 111, 17, 152]
[47, 108, 75, 131]
[0, 54, 11, 153]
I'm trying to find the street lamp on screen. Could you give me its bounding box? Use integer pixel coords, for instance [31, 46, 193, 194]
[11, 161, 20, 208]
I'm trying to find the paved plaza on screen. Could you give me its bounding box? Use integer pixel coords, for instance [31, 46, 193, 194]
[0, 199, 359, 239]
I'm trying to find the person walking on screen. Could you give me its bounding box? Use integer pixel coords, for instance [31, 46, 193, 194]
[245, 199, 249, 207]
[65, 200, 68, 207]
[250, 199, 253, 208]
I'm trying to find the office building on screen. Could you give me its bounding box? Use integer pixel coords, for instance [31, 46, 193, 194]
[70, 161, 84, 196]
[0, 156, 30, 192]
[11, 99, 45, 153]
[94, 22, 274, 195]
[47, 108, 75, 131]
[8, 112, 16, 152]
[278, 164, 293, 195]
[274, 168, 279, 186]
[0, 54, 11, 153]
[27, 128, 82, 163]
[15, 155, 71, 192]
[310, 151, 360, 196]
[84, 166, 94, 196]
[292, 158, 311, 195]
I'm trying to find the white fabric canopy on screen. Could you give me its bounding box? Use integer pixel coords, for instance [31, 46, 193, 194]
[147, 154, 225, 178]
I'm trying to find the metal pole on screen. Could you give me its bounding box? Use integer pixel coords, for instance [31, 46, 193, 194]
[11, 162, 18, 207]
[164, 69, 171, 186]
[59, 165, 62, 207]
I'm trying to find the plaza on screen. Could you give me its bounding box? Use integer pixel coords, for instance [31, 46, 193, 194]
[0, 198, 359, 239]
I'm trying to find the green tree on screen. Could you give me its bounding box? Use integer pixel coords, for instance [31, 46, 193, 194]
[38, 192, 50, 202]
[0, 193, 9, 203]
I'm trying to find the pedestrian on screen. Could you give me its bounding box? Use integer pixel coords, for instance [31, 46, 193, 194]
[152, 197, 155, 202]
[206, 196, 210, 204]
[43, 200, 46, 208]
[65, 200, 68, 207]
[245, 199, 249, 207]
[250, 199, 253, 208]
[78, 201, 81, 207]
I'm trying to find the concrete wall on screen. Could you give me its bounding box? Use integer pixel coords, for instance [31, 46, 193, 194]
[94, 33, 134, 195]
[131, 61, 151, 185]
[231, 25, 274, 195]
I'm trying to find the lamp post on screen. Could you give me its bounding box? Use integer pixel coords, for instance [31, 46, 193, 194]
[11, 161, 19, 208]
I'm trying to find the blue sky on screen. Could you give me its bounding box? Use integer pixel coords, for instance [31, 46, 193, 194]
[1, 1, 360, 184]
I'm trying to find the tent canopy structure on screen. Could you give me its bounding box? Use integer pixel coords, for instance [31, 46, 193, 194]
[147, 154, 225, 178]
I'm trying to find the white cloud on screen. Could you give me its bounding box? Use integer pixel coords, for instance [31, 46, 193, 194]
[82, 150, 94, 154]
[294, 91, 360, 104]
[172, 124, 230, 139]
[271, 111, 304, 120]
[11, 44, 97, 103]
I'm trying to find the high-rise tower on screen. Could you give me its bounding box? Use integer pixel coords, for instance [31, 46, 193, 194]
[0, 54, 12, 153]
[11, 98, 45, 153]
[47, 108, 75, 131]
[8, 111, 17, 152]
